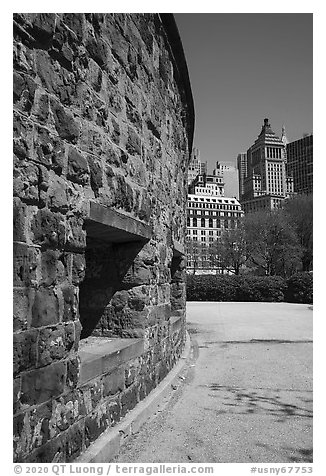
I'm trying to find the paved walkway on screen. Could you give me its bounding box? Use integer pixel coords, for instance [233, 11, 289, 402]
[114, 302, 313, 463]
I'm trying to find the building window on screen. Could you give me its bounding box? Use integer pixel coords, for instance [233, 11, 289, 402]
[201, 218, 205, 227]
[209, 218, 213, 228]
[193, 218, 197, 227]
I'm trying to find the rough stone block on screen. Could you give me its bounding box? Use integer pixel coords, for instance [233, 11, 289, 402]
[13, 287, 35, 331]
[37, 326, 66, 367]
[13, 243, 41, 287]
[85, 404, 109, 446]
[34, 125, 66, 174]
[126, 126, 141, 157]
[31, 287, 59, 328]
[46, 174, 70, 212]
[50, 98, 79, 143]
[13, 159, 40, 205]
[120, 383, 139, 418]
[102, 367, 125, 396]
[21, 361, 66, 406]
[31, 209, 66, 249]
[65, 215, 86, 251]
[40, 249, 66, 286]
[67, 147, 90, 185]
[66, 356, 80, 390]
[61, 284, 79, 321]
[13, 329, 38, 376]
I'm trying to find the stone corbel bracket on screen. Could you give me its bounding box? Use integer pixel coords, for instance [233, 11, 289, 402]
[84, 202, 153, 243]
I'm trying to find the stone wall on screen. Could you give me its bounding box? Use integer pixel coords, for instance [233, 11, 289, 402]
[13, 13, 194, 462]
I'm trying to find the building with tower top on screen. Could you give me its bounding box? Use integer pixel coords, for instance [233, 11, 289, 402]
[187, 147, 208, 185]
[240, 118, 294, 214]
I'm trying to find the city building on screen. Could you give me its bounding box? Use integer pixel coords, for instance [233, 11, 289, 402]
[286, 134, 313, 195]
[237, 152, 248, 200]
[187, 172, 244, 274]
[240, 118, 294, 214]
[213, 161, 239, 198]
[187, 147, 208, 185]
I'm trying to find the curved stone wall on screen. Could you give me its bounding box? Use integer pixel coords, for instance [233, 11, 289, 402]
[13, 13, 194, 462]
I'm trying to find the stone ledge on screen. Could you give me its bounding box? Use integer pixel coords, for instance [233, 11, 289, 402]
[85, 202, 152, 243]
[172, 240, 185, 257]
[78, 338, 144, 386]
[75, 331, 191, 463]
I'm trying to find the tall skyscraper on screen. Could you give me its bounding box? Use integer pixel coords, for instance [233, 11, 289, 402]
[237, 153, 248, 200]
[240, 118, 294, 213]
[286, 134, 313, 195]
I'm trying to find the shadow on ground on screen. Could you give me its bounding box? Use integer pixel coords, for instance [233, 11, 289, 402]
[204, 384, 313, 423]
[256, 443, 313, 463]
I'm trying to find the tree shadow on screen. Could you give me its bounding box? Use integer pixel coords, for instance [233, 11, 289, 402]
[205, 384, 313, 422]
[256, 442, 313, 463]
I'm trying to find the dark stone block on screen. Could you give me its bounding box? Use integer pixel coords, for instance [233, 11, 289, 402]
[13, 377, 21, 414]
[13, 286, 35, 331]
[13, 243, 40, 287]
[31, 287, 59, 328]
[21, 361, 66, 406]
[13, 329, 38, 376]
[13, 72, 37, 114]
[66, 357, 80, 390]
[13, 159, 40, 205]
[62, 13, 86, 41]
[37, 326, 66, 367]
[65, 420, 85, 462]
[31, 209, 66, 249]
[13, 198, 27, 243]
[61, 284, 79, 321]
[126, 126, 141, 157]
[108, 400, 121, 426]
[85, 404, 110, 445]
[40, 249, 66, 286]
[86, 37, 109, 70]
[120, 383, 139, 417]
[32, 13, 56, 42]
[102, 367, 125, 396]
[50, 98, 79, 143]
[65, 215, 86, 251]
[71, 253, 86, 285]
[35, 126, 66, 174]
[67, 147, 89, 185]
[87, 155, 103, 196]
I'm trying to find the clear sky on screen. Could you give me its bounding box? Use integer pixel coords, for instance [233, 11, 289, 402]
[174, 13, 313, 172]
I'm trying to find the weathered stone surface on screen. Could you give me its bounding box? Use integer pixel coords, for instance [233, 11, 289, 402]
[13, 12, 192, 463]
[13, 287, 35, 331]
[50, 98, 79, 142]
[102, 367, 125, 396]
[21, 362, 66, 406]
[13, 329, 38, 376]
[31, 209, 66, 249]
[67, 147, 90, 185]
[31, 287, 59, 327]
[13, 243, 40, 287]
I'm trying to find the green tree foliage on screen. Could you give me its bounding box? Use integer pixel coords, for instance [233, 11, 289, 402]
[243, 210, 302, 277]
[283, 194, 313, 271]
